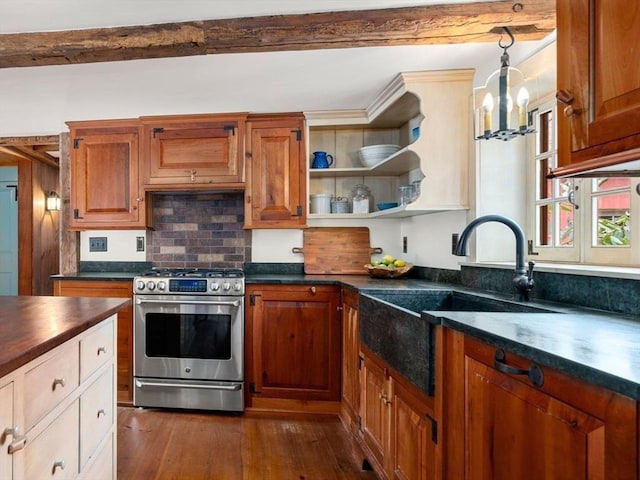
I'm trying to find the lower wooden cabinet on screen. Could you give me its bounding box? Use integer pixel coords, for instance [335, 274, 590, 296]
[0, 380, 14, 479]
[341, 287, 361, 433]
[53, 279, 133, 405]
[360, 346, 436, 480]
[245, 284, 341, 410]
[444, 333, 638, 480]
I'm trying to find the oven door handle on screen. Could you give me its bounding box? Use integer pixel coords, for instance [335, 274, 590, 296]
[135, 379, 242, 391]
[135, 298, 241, 307]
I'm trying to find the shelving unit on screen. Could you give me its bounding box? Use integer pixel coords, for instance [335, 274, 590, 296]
[305, 70, 474, 220]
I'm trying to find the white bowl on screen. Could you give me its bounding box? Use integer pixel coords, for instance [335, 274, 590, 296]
[358, 144, 401, 167]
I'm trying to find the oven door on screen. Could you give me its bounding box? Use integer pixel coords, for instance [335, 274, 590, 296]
[134, 294, 243, 382]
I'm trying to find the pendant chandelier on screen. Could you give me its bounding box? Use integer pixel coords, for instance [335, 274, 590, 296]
[475, 27, 536, 141]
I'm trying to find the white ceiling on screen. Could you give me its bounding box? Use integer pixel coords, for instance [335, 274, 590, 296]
[0, 1, 556, 136]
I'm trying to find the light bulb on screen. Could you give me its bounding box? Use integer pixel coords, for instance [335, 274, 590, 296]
[517, 87, 530, 129]
[482, 93, 493, 133]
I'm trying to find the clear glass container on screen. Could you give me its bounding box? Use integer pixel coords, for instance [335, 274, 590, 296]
[411, 179, 422, 202]
[351, 184, 371, 214]
[399, 184, 415, 206]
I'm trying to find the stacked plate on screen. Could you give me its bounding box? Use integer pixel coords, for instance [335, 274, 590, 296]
[358, 144, 401, 167]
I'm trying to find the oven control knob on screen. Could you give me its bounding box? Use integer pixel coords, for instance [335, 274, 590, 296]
[157, 281, 166, 291]
[233, 283, 242, 292]
[210, 282, 220, 291]
[222, 282, 231, 291]
[136, 280, 146, 291]
[146, 281, 156, 291]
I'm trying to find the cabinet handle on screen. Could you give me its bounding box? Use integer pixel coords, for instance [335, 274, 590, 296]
[309, 286, 317, 295]
[190, 170, 197, 182]
[53, 460, 66, 472]
[378, 392, 392, 406]
[97, 409, 106, 418]
[4, 427, 27, 454]
[494, 349, 544, 388]
[52, 377, 66, 389]
[97, 346, 107, 355]
[556, 89, 581, 117]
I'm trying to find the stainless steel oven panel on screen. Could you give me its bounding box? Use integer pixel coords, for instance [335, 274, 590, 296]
[134, 377, 244, 412]
[134, 294, 243, 382]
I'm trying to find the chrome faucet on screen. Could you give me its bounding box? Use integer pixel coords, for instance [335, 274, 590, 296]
[454, 214, 535, 301]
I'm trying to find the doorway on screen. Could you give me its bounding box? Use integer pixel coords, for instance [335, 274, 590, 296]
[0, 166, 18, 294]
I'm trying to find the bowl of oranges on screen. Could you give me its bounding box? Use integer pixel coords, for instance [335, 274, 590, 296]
[364, 255, 413, 278]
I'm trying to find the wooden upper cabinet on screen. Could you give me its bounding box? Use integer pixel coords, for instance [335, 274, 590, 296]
[555, 0, 640, 174]
[68, 119, 150, 229]
[140, 114, 247, 189]
[244, 114, 307, 229]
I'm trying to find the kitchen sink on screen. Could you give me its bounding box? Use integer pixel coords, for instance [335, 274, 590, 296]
[358, 289, 558, 397]
[366, 289, 557, 314]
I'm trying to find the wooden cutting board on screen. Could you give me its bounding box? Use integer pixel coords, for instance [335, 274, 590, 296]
[292, 227, 382, 275]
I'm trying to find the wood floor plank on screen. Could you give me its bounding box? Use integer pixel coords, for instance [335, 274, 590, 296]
[117, 407, 377, 480]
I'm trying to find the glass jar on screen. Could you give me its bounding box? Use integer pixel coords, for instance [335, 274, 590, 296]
[351, 184, 371, 214]
[399, 184, 415, 206]
[411, 179, 422, 202]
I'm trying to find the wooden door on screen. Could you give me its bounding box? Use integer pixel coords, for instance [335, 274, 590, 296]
[245, 114, 306, 228]
[390, 379, 436, 480]
[53, 280, 134, 406]
[341, 287, 360, 432]
[557, 0, 640, 168]
[464, 338, 637, 480]
[248, 284, 341, 401]
[68, 120, 147, 228]
[360, 353, 391, 473]
[142, 114, 245, 188]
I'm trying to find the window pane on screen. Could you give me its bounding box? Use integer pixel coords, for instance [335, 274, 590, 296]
[537, 205, 551, 245]
[557, 201, 574, 246]
[537, 157, 551, 200]
[594, 177, 630, 192]
[537, 110, 551, 155]
[593, 193, 630, 246]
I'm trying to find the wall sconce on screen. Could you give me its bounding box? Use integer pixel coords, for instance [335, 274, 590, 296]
[46, 191, 61, 211]
[474, 26, 536, 141]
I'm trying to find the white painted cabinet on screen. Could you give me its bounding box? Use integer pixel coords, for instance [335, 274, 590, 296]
[0, 316, 117, 480]
[307, 70, 474, 218]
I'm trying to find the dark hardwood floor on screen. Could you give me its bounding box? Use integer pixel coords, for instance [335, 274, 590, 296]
[117, 407, 378, 480]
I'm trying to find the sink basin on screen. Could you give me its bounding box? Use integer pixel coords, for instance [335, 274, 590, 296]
[367, 290, 556, 314]
[358, 289, 558, 397]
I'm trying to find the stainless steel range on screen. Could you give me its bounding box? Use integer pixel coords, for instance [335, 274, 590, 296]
[133, 268, 244, 412]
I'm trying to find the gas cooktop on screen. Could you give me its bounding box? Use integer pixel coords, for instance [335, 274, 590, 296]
[138, 268, 244, 278]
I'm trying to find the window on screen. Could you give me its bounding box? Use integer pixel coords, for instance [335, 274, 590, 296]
[528, 102, 639, 266]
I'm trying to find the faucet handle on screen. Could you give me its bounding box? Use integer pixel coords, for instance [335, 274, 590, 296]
[527, 261, 535, 280]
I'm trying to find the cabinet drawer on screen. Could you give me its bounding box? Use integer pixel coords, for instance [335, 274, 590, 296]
[80, 365, 113, 468]
[78, 432, 114, 480]
[25, 399, 80, 480]
[80, 318, 114, 382]
[24, 342, 79, 429]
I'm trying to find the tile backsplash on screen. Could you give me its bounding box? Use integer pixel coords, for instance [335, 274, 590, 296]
[147, 192, 251, 269]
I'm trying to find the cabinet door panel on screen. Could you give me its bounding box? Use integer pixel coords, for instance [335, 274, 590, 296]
[341, 288, 360, 430]
[360, 355, 389, 470]
[71, 131, 143, 226]
[144, 119, 243, 185]
[245, 116, 306, 228]
[0, 381, 13, 479]
[557, 0, 640, 167]
[248, 285, 340, 401]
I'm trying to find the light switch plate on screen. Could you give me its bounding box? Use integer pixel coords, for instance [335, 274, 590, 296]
[89, 236, 107, 252]
[136, 236, 145, 252]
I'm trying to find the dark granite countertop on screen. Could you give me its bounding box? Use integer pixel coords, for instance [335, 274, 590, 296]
[50, 269, 640, 400]
[0, 296, 130, 378]
[424, 310, 640, 400]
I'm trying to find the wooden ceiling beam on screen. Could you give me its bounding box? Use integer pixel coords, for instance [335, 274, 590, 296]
[0, 0, 554, 68]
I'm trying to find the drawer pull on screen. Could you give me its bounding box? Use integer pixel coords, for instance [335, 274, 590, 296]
[53, 460, 66, 472]
[52, 377, 66, 389]
[494, 349, 544, 388]
[97, 346, 107, 355]
[97, 409, 106, 418]
[4, 427, 27, 454]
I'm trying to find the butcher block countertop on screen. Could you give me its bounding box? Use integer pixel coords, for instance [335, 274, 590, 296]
[0, 295, 130, 378]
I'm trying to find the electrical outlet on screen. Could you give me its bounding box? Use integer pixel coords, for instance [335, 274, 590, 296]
[89, 236, 107, 252]
[136, 236, 145, 252]
[451, 233, 459, 255]
[402, 236, 408, 253]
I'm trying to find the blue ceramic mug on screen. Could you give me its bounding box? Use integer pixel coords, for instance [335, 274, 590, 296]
[311, 151, 334, 169]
